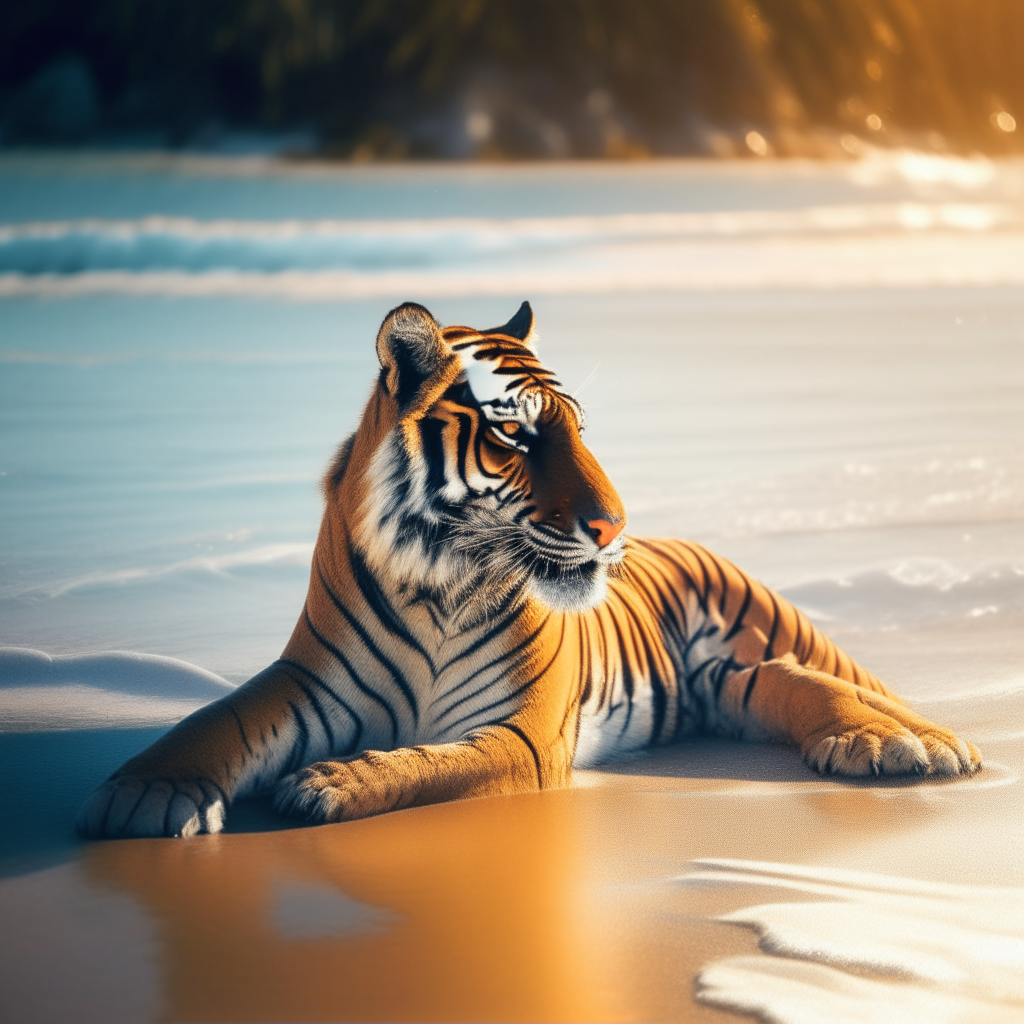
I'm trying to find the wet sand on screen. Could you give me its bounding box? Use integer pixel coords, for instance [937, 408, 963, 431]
[2, 657, 1020, 1023]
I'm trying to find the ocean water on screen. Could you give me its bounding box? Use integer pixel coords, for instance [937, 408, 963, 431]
[1, 151, 1022, 1023]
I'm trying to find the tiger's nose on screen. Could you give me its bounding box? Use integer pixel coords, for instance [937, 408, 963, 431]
[584, 517, 625, 548]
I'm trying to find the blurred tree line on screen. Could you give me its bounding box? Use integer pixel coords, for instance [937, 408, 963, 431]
[1, 0, 1021, 156]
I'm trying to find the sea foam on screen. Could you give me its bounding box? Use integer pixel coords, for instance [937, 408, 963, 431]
[684, 859, 1024, 1023]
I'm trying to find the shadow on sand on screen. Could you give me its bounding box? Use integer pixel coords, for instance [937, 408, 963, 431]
[2, 725, 973, 879]
[0, 727, 308, 877]
[591, 735, 979, 791]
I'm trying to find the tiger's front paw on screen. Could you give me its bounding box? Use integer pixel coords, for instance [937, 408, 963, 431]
[273, 762, 359, 824]
[77, 776, 227, 838]
[803, 720, 980, 778]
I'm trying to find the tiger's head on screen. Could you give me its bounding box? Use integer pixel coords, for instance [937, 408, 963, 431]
[329, 301, 626, 614]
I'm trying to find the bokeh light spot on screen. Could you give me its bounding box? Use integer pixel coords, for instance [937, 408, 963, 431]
[745, 130, 769, 156]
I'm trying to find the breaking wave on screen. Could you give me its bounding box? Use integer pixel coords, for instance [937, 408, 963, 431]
[1, 204, 1016, 275]
[2, 200, 1024, 298]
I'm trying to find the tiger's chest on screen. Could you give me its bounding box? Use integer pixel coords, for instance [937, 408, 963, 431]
[572, 593, 744, 767]
[346, 571, 745, 762]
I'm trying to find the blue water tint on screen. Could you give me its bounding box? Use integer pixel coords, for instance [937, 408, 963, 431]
[0, 157, 1022, 686]
[0, 727, 169, 876]
[0, 297, 376, 670]
[0, 155, 930, 225]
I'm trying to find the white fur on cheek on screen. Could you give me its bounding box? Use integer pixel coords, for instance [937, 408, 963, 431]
[352, 432, 466, 590]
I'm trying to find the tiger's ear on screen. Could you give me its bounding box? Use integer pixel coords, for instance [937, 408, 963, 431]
[376, 302, 451, 408]
[485, 301, 537, 351]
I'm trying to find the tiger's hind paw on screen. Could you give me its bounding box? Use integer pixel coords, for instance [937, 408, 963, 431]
[77, 777, 226, 838]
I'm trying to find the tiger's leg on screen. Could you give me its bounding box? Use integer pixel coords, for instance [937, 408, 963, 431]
[273, 720, 571, 823]
[719, 654, 980, 777]
[77, 662, 338, 838]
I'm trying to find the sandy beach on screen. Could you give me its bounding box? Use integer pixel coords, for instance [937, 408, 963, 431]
[1, 155, 1022, 1023]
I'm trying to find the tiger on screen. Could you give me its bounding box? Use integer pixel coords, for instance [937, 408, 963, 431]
[78, 301, 981, 839]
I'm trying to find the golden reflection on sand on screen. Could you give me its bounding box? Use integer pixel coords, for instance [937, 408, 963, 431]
[83, 783, 773, 1023]
[76, 740, 997, 1024]
[88, 793, 591, 1022]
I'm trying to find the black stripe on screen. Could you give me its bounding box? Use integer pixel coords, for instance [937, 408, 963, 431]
[419, 416, 449, 495]
[434, 612, 551, 715]
[622, 555, 689, 666]
[303, 606, 400, 746]
[437, 592, 526, 673]
[688, 654, 721, 725]
[442, 667, 539, 732]
[712, 656, 739, 701]
[327, 432, 356, 490]
[682, 620, 718, 662]
[578, 615, 593, 704]
[742, 666, 761, 710]
[491, 722, 544, 788]
[279, 666, 336, 750]
[317, 564, 419, 726]
[765, 591, 782, 660]
[676, 561, 709, 617]
[228, 705, 254, 757]
[715, 556, 730, 615]
[643, 540, 692, 634]
[348, 543, 436, 674]
[114, 781, 151, 837]
[410, 590, 446, 633]
[454, 411, 473, 488]
[684, 543, 713, 615]
[689, 655, 719, 687]
[286, 700, 310, 773]
[608, 613, 636, 738]
[277, 658, 363, 754]
[162, 788, 175, 837]
[472, 422, 505, 481]
[724, 574, 753, 641]
[647, 648, 668, 745]
[444, 618, 565, 733]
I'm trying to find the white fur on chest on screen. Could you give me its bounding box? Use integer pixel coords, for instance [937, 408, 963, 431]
[573, 600, 744, 767]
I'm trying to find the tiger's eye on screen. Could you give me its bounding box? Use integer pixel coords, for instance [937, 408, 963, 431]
[501, 422, 519, 436]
